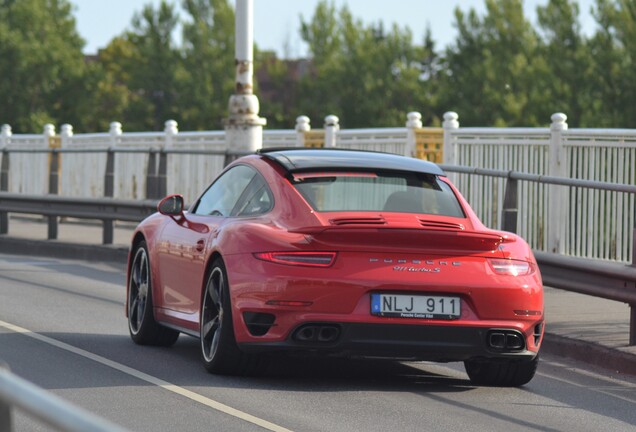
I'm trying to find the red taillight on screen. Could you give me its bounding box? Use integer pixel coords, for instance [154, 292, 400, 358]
[488, 259, 533, 276]
[254, 252, 337, 268]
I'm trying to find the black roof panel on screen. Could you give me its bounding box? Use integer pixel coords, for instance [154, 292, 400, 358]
[260, 148, 444, 176]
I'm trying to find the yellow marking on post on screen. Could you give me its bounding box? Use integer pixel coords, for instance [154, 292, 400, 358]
[415, 128, 443, 163]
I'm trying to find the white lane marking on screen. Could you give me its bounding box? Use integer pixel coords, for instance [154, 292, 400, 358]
[537, 368, 636, 405]
[0, 319, 293, 432]
[541, 359, 636, 389]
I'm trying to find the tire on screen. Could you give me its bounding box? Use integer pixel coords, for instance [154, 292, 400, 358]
[200, 258, 264, 375]
[464, 356, 539, 387]
[128, 241, 180, 346]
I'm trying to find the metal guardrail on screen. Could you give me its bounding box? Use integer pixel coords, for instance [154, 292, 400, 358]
[0, 363, 128, 432]
[0, 193, 157, 244]
[441, 164, 636, 345]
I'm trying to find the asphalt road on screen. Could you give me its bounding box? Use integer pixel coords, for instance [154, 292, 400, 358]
[1, 253, 635, 432]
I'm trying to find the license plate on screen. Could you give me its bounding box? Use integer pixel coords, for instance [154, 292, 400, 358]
[371, 294, 461, 319]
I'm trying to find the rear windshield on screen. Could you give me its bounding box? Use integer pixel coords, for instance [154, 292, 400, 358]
[291, 171, 465, 218]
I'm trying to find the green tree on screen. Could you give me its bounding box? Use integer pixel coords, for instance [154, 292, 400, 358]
[536, 0, 593, 127]
[440, 0, 543, 126]
[125, 1, 182, 131]
[179, 0, 235, 130]
[588, 0, 636, 127]
[299, 0, 430, 128]
[85, 37, 141, 132]
[254, 51, 297, 128]
[0, 0, 88, 132]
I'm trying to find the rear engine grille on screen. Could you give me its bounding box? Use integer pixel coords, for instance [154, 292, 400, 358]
[330, 217, 386, 226]
[418, 219, 465, 230]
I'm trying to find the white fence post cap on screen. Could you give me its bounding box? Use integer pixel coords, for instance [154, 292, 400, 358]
[1, 124, 11, 137]
[109, 122, 123, 135]
[43, 124, 55, 136]
[164, 120, 179, 135]
[443, 112, 459, 129]
[406, 112, 422, 128]
[550, 113, 568, 131]
[61, 124, 73, 137]
[296, 116, 311, 132]
[325, 115, 340, 128]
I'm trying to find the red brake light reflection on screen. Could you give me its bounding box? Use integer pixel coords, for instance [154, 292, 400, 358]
[488, 259, 533, 276]
[254, 252, 337, 267]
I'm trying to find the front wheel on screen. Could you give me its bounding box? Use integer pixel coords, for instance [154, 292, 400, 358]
[464, 356, 539, 387]
[200, 258, 264, 375]
[128, 241, 179, 346]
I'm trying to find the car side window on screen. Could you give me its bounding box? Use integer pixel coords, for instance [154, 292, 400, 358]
[192, 165, 257, 216]
[231, 174, 273, 217]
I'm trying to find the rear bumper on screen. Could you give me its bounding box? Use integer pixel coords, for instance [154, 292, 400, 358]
[239, 322, 540, 362]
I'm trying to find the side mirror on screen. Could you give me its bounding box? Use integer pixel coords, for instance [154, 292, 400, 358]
[158, 194, 184, 216]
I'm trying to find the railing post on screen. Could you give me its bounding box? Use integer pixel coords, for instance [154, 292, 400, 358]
[501, 173, 518, 233]
[0, 124, 10, 149]
[159, 120, 177, 198]
[145, 150, 158, 199]
[157, 150, 168, 198]
[631, 225, 636, 345]
[102, 219, 114, 245]
[109, 122, 122, 147]
[104, 149, 115, 198]
[164, 120, 178, 149]
[59, 124, 73, 196]
[548, 113, 568, 254]
[630, 306, 636, 346]
[102, 123, 121, 244]
[0, 126, 10, 235]
[324, 115, 339, 148]
[0, 363, 12, 432]
[442, 112, 459, 166]
[405, 112, 422, 158]
[43, 124, 59, 240]
[0, 153, 8, 235]
[105, 122, 121, 198]
[296, 116, 310, 147]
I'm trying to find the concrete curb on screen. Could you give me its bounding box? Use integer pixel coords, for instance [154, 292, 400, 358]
[542, 332, 636, 376]
[0, 236, 128, 264]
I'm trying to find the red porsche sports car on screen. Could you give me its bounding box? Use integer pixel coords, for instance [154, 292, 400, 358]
[126, 148, 543, 386]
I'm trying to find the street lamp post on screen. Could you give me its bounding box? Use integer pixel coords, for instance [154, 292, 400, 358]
[225, 0, 266, 154]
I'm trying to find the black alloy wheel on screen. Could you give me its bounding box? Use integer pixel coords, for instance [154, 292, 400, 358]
[128, 241, 179, 346]
[200, 258, 265, 375]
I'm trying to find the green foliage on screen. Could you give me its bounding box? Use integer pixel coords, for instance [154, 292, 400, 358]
[298, 1, 437, 128]
[0, 0, 87, 132]
[587, 0, 636, 127]
[535, 0, 591, 126]
[87, 37, 141, 132]
[125, 1, 182, 131]
[179, 0, 235, 130]
[3, 0, 636, 131]
[440, 0, 544, 126]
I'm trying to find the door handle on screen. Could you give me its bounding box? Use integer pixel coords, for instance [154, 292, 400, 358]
[195, 239, 205, 252]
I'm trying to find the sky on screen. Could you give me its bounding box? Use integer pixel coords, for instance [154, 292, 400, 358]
[71, 0, 597, 57]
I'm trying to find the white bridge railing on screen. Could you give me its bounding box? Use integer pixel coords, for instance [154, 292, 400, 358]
[1, 112, 634, 264]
